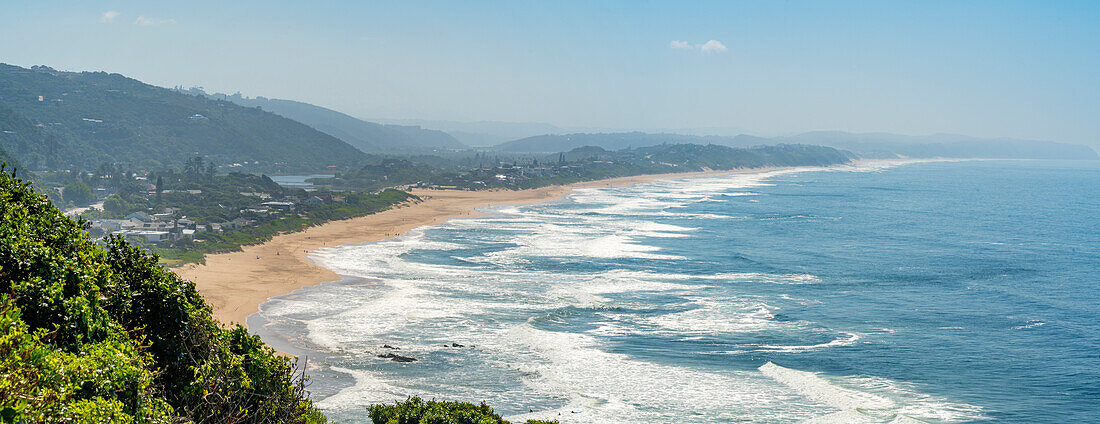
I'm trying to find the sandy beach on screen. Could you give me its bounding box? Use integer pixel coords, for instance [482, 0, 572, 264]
[174, 167, 786, 326]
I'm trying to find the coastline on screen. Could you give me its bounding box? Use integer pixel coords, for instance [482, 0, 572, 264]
[174, 167, 791, 327]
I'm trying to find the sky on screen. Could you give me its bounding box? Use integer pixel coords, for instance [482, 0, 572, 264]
[1, 1, 1098, 147]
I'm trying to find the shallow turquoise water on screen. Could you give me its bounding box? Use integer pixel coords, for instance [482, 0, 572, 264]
[258, 159, 1099, 423]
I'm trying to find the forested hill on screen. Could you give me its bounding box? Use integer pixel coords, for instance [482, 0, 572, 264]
[193, 90, 467, 152]
[0, 145, 22, 172]
[0, 63, 368, 172]
[496, 132, 766, 152]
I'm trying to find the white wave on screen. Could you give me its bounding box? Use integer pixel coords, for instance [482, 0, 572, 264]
[315, 366, 424, 410]
[494, 229, 683, 260]
[643, 298, 787, 334]
[758, 332, 862, 352]
[761, 362, 986, 423]
[760, 362, 896, 410]
[707, 272, 822, 284]
[502, 325, 820, 423]
[1013, 320, 1045, 330]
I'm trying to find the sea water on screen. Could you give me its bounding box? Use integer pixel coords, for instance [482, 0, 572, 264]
[254, 160, 1099, 423]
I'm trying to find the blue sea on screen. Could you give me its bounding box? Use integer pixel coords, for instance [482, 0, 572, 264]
[254, 159, 1100, 423]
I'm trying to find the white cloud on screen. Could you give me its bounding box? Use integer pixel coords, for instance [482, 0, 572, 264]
[669, 40, 693, 50]
[698, 39, 728, 53]
[135, 16, 176, 26]
[100, 11, 119, 23]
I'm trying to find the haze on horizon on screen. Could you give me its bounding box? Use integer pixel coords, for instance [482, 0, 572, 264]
[1, 0, 1098, 148]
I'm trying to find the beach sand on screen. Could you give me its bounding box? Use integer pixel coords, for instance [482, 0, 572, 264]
[174, 168, 786, 326]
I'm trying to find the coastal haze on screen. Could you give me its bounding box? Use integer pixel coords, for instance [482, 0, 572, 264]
[1, 2, 1098, 424]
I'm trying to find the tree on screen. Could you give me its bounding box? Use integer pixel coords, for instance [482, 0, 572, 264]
[103, 196, 127, 214]
[62, 181, 94, 205]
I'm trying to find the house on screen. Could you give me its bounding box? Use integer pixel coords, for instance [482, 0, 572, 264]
[179, 229, 196, 241]
[304, 196, 324, 206]
[120, 230, 169, 243]
[220, 217, 253, 231]
[187, 114, 209, 122]
[239, 192, 272, 199]
[261, 201, 295, 211]
[140, 222, 172, 232]
[208, 223, 223, 233]
[177, 218, 196, 230]
[125, 212, 153, 223]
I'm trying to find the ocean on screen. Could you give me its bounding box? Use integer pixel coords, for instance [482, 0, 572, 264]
[253, 159, 1100, 423]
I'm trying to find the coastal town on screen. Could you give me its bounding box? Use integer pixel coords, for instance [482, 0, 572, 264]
[44, 158, 415, 264]
[81, 192, 346, 245]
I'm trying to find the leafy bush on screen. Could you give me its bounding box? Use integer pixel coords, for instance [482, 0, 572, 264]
[0, 166, 326, 423]
[62, 181, 94, 205]
[367, 397, 558, 424]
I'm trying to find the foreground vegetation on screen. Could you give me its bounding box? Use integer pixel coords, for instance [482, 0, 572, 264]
[0, 166, 326, 422]
[368, 397, 556, 424]
[0, 166, 572, 422]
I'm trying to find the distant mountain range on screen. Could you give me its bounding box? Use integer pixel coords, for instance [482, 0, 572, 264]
[781, 131, 1099, 160]
[0, 64, 368, 172]
[2, 63, 1093, 174]
[379, 119, 571, 147]
[497, 132, 771, 152]
[492, 131, 1098, 160]
[192, 91, 467, 152]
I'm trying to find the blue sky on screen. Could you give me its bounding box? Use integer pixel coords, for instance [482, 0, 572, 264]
[1, 1, 1098, 146]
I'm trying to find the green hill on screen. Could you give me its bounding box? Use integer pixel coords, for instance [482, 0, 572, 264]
[195, 90, 467, 152]
[496, 132, 764, 152]
[0, 64, 368, 172]
[0, 145, 21, 172]
[0, 167, 325, 422]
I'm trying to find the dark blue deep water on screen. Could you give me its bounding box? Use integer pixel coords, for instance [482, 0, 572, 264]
[259, 160, 1099, 423]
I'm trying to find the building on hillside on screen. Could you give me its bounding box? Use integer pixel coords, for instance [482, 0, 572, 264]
[261, 201, 295, 211]
[119, 230, 169, 243]
[125, 212, 153, 223]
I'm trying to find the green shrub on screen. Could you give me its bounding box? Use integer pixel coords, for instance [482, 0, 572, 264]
[367, 397, 558, 424]
[0, 166, 326, 423]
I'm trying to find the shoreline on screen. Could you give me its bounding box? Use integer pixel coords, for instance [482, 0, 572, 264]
[174, 167, 794, 327]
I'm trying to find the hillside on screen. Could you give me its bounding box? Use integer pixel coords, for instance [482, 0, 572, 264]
[197, 91, 467, 152]
[386, 119, 570, 147]
[0, 168, 325, 422]
[0, 145, 21, 172]
[495, 132, 765, 152]
[326, 143, 852, 191]
[0, 64, 368, 172]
